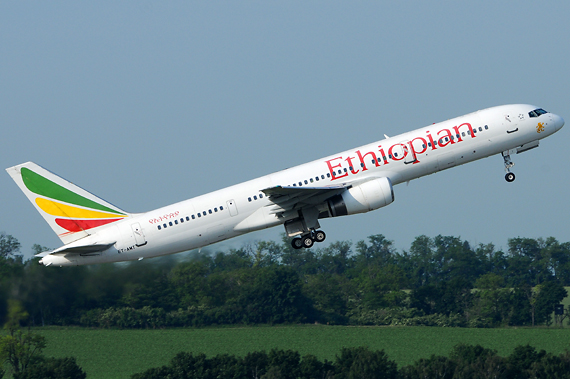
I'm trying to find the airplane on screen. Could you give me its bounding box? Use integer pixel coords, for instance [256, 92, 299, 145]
[5, 104, 565, 267]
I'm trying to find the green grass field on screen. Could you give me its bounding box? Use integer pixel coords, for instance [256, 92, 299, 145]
[36, 325, 570, 379]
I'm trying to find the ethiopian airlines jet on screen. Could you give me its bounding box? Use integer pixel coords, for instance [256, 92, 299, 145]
[6, 104, 565, 266]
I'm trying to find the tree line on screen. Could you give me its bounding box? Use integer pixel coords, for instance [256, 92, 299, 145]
[0, 232, 568, 328]
[132, 344, 570, 379]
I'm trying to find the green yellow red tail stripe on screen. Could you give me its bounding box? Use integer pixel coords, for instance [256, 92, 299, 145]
[21, 167, 127, 234]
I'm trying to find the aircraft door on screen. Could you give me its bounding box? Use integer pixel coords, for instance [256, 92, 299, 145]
[131, 223, 147, 247]
[227, 200, 238, 216]
[401, 141, 417, 164]
[392, 141, 416, 164]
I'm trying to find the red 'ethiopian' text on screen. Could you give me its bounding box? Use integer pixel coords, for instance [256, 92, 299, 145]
[325, 122, 475, 180]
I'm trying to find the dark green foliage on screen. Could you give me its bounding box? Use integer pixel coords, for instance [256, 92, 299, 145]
[130, 351, 245, 379]
[529, 351, 570, 379]
[238, 266, 313, 324]
[508, 286, 532, 326]
[131, 347, 387, 379]
[534, 281, 568, 325]
[132, 343, 570, 379]
[333, 346, 398, 379]
[1, 233, 570, 328]
[399, 355, 456, 379]
[14, 357, 86, 379]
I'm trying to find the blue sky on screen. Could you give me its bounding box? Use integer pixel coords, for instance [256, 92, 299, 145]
[1, 1, 568, 259]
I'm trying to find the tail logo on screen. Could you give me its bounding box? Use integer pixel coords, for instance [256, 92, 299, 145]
[21, 168, 127, 234]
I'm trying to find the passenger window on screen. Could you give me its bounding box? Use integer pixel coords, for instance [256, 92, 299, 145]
[214, 208, 218, 212]
[485, 125, 488, 130]
[321, 175, 325, 179]
[158, 225, 161, 230]
[310, 178, 313, 183]
[198, 213, 201, 218]
[163, 224, 167, 228]
[175, 220, 178, 225]
[192, 215, 195, 220]
[203, 211, 207, 216]
[462, 132, 465, 137]
[169, 222, 173, 226]
[423, 144, 426, 149]
[220, 206, 224, 210]
[259, 194, 263, 198]
[248, 197, 252, 202]
[209, 209, 212, 214]
[180, 218, 184, 223]
[293, 183, 297, 186]
[254, 196, 257, 200]
[327, 173, 330, 178]
[315, 177, 319, 181]
[186, 216, 190, 221]
[299, 182, 302, 186]
[478, 127, 482, 132]
[304, 180, 308, 184]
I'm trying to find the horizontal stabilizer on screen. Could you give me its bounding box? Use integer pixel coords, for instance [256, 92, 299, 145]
[36, 242, 115, 257]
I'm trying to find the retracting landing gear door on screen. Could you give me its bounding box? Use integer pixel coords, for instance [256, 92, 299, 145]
[131, 223, 147, 247]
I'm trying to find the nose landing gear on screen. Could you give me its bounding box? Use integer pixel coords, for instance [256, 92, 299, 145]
[502, 151, 516, 182]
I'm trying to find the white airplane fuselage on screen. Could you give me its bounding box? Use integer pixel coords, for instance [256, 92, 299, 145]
[33, 104, 564, 266]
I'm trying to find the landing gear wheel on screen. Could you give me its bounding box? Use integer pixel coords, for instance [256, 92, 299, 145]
[505, 172, 515, 182]
[291, 237, 303, 250]
[314, 230, 326, 243]
[302, 236, 314, 249]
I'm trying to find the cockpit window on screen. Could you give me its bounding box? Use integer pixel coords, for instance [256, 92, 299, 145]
[529, 108, 548, 118]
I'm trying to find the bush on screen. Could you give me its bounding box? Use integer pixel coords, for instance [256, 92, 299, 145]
[14, 357, 86, 379]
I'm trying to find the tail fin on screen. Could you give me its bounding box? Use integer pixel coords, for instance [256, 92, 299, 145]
[6, 162, 131, 244]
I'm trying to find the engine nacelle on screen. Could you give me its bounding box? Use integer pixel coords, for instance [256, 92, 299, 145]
[327, 177, 394, 217]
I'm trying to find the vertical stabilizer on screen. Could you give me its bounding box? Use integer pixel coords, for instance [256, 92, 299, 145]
[5, 162, 130, 244]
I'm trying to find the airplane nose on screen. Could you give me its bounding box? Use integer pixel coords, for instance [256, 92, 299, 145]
[553, 114, 565, 131]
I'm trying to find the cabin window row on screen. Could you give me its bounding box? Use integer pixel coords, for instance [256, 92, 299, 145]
[248, 193, 264, 202]
[289, 172, 333, 187]
[156, 205, 225, 230]
[421, 125, 489, 149]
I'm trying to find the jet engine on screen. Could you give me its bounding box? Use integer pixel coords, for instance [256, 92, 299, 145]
[327, 177, 394, 217]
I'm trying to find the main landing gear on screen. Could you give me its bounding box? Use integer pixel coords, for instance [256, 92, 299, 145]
[291, 230, 326, 250]
[502, 151, 516, 182]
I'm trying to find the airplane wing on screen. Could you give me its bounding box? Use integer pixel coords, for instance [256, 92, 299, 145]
[261, 183, 350, 215]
